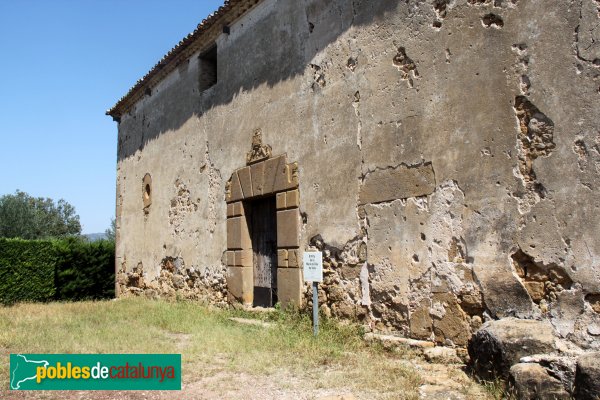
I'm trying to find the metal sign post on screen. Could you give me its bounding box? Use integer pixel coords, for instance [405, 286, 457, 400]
[312, 281, 319, 336]
[303, 251, 323, 337]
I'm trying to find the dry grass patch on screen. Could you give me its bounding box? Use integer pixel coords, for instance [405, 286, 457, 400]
[0, 298, 423, 399]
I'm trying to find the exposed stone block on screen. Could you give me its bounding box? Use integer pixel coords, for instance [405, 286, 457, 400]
[232, 201, 244, 217]
[235, 249, 253, 267]
[277, 249, 288, 267]
[250, 161, 265, 196]
[432, 292, 471, 346]
[273, 163, 289, 193]
[364, 333, 435, 349]
[277, 209, 300, 248]
[410, 299, 433, 340]
[518, 354, 577, 393]
[227, 266, 253, 305]
[473, 263, 535, 319]
[263, 155, 285, 194]
[273, 159, 299, 192]
[237, 167, 252, 199]
[277, 267, 303, 309]
[509, 363, 570, 400]
[423, 347, 461, 364]
[226, 251, 236, 267]
[230, 171, 244, 202]
[227, 203, 234, 218]
[286, 189, 300, 208]
[287, 249, 300, 268]
[227, 216, 251, 250]
[276, 192, 286, 209]
[359, 162, 436, 205]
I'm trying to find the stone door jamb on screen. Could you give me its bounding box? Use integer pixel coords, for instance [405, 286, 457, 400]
[224, 130, 303, 309]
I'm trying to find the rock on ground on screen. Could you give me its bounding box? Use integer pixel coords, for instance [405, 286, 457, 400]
[574, 352, 600, 400]
[468, 318, 557, 379]
[508, 363, 570, 400]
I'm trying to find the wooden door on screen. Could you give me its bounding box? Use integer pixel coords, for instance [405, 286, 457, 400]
[248, 197, 278, 307]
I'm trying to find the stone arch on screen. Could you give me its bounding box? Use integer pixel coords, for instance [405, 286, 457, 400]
[224, 130, 302, 308]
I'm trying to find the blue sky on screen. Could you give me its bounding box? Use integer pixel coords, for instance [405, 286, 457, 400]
[0, 0, 224, 233]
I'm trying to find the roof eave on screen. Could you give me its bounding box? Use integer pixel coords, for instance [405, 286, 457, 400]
[106, 0, 261, 120]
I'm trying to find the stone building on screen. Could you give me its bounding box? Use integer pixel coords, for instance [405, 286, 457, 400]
[108, 0, 600, 351]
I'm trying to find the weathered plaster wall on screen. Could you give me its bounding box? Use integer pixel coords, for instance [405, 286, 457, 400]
[114, 0, 600, 348]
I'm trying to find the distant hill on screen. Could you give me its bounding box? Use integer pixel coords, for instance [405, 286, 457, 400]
[83, 232, 108, 242]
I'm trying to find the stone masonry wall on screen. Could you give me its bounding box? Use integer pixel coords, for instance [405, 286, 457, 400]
[114, 0, 600, 349]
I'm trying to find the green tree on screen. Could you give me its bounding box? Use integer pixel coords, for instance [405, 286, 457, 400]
[104, 218, 116, 242]
[0, 190, 81, 239]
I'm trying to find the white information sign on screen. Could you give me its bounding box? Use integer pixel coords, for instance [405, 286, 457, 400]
[303, 251, 323, 282]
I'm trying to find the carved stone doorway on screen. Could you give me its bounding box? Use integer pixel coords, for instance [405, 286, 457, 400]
[247, 196, 278, 307]
[225, 130, 303, 309]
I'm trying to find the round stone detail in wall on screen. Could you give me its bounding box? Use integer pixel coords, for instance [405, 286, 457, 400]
[142, 173, 152, 211]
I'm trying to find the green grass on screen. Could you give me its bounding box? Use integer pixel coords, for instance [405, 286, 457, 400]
[0, 298, 423, 399]
[481, 376, 514, 400]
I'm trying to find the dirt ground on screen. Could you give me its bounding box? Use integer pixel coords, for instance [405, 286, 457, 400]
[2, 356, 490, 400]
[1, 300, 494, 399]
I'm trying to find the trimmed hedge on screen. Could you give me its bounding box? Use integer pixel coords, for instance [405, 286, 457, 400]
[55, 238, 115, 301]
[0, 238, 115, 305]
[0, 239, 57, 304]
